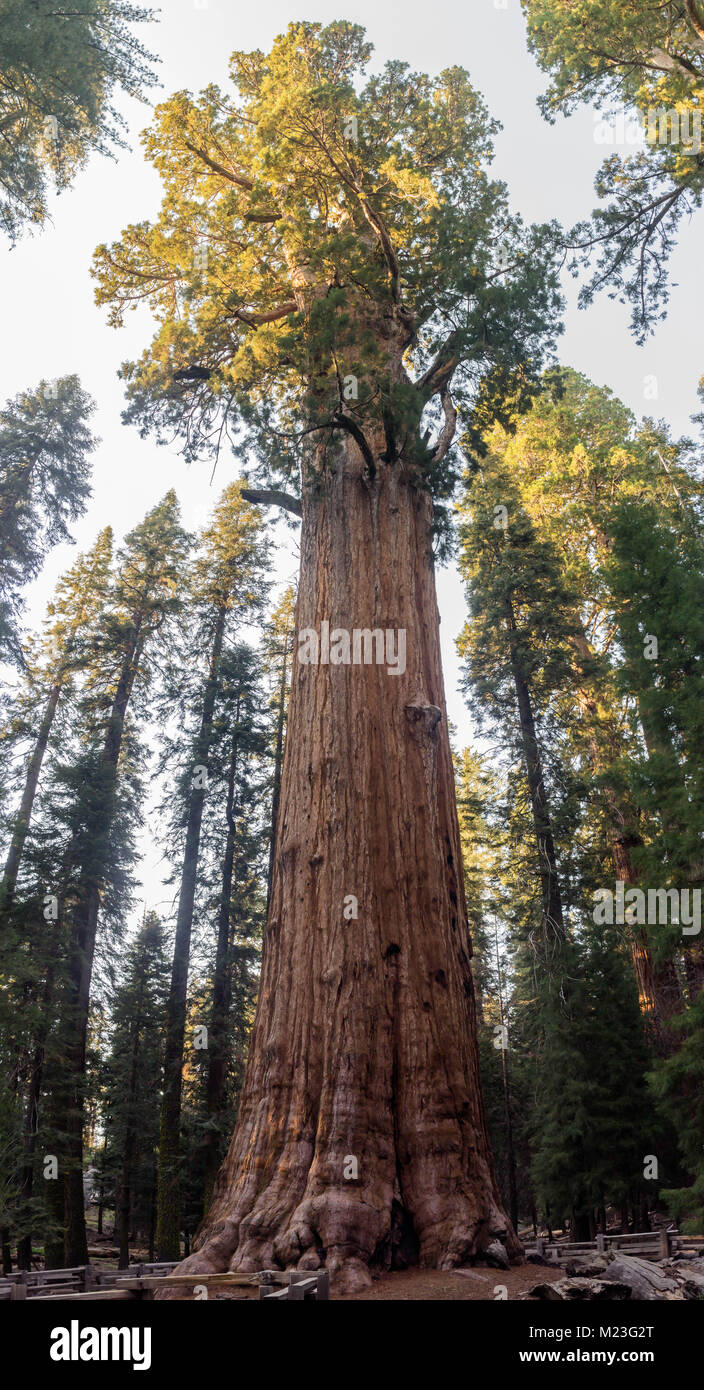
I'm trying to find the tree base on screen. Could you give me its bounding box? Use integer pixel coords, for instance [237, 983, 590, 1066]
[155, 1188, 521, 1297]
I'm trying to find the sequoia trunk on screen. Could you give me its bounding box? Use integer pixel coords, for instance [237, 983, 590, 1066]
[161, 438, 513, 1293]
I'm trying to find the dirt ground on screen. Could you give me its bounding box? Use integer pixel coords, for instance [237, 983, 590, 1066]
[206, 1261, 560, 1301]
[330, 1262, 560, 1301]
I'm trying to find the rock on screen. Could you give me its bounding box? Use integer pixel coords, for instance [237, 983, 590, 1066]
[601, 1255, 683, 1300]
[482, 1240, 510, 1269]
[526, 1277, 631, 1301]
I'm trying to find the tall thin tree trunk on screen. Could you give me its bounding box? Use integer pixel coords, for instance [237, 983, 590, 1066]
[1, 541, 105, 922]
[505, 598, 566, 950]
[159, 440, 513, 1295]
[202, 703, 239, 1210]
[56, 626, 142, 1267]
[569, 632, 683, 1052]
[495, 926, 518, 1233]
[0, 680, 62, 919]
[16, 958, 57, 1269]
[156, 608, 226, 1259]
[118, 971, 146, 1269]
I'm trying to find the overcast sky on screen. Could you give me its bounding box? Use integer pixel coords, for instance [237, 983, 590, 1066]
[2, 0, 703, 916]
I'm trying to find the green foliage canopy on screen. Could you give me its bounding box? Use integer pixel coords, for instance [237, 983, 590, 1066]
[0, 1, 159, 241]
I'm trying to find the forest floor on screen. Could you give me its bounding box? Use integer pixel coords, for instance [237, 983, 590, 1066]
[330, 1263, 560, 1301]
[203, 1261, 559, 1301]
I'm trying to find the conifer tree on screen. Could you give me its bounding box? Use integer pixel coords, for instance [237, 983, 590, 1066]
[199, 643, 269, 1211]
[94, 21, 564, 1285]
[457, 464, 578, 963]
[0, 529, 113, 920]
[102, 912, 169, 1266]
[46, 491, 187, 1266]
[479, 369, 704, 1042]
[155, 484, 269, 1259]
[0, 0, 158, 242]
[522, 0, 704, 338]
[0, 377, 95, 665]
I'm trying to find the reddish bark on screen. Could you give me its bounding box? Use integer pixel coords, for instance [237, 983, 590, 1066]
[159, 438, 514, 1293]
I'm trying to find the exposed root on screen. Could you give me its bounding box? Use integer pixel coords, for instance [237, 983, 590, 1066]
[154, 1185, 520, 1298]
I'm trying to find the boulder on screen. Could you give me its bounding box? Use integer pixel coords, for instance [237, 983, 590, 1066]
[482, 1241, 510, 1270]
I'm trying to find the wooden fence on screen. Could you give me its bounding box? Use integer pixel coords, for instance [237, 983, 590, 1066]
[526, 1229, 704, 1264]
[1, 1264, 330, 1302]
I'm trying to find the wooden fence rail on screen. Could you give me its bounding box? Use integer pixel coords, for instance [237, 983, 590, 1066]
[5, 1231, 701, 1299]
[2, 1265, 330, 1302]
[527, 1229, 704, 1264]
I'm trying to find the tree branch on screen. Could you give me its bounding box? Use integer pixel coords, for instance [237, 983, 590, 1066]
[241, 488, 302, 518]
[183, 138, 255, 191]
[334, 412, 377, 480]
[358, 198, 401, 302]
[430, 389, 457, 463]
[685, 0, 704, 45]
[415, 335, 460, 399]
[234, 301, 298, 326]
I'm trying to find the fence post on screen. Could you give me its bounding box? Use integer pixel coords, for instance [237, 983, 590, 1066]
[315, 1271, 330, 1301]
[596, 1234, 606, 1253]
[11, 1274, 28, 1301]
[659, 1228, 671, 1259]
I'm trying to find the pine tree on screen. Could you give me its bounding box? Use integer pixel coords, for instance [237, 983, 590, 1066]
[45, 491, 188, 1266]
[456, 415, 664, 1239]
[155, 484, 269, 1258]
[467, 369, 703, 1046]
[650, 990, 704, 1232]
[0, 1, 158, 242]
[199, 642, 269, 1212]
[0, 377, 95, 665]
[530, 919, 655, 1241]
[457, 462, 579, 963]
[522, 0, 704, 339]
[0, 528, 113, 920]
[102, 912, 169, 1267]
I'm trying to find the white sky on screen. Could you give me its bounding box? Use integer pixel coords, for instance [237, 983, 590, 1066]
[2, 0, 703, 917]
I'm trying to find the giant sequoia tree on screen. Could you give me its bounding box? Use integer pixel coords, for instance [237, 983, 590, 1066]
[93, 21, 563, 1288]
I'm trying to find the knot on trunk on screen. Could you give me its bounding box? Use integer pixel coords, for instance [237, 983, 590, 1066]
[404, 700, 442, 738]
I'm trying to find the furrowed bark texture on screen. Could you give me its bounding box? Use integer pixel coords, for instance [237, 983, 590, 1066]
[160, 439, 513, 1294]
